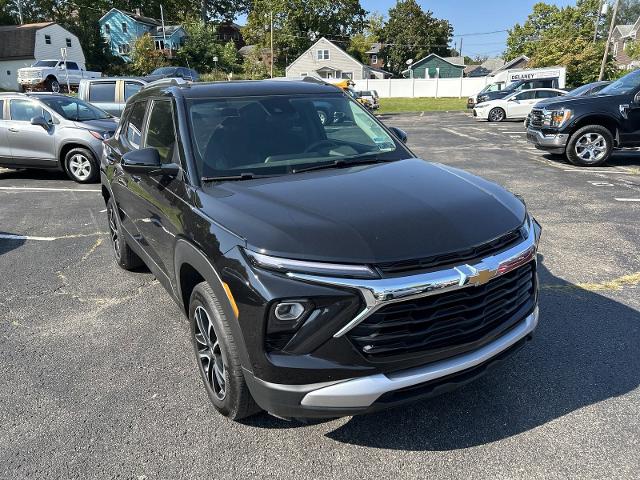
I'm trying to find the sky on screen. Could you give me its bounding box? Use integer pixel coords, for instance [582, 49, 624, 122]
[360, 0, 578, 58]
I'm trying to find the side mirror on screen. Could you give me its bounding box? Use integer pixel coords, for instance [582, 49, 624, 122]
[122, 148, 179, 176]
[31, 116, 50, 130]
[389, 126, 408, 143]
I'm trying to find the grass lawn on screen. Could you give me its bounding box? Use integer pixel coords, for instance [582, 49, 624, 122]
[378, 97, 467, 114]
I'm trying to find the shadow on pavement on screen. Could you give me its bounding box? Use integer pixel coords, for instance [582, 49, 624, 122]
[323, 258, 639, 450]
[541, 150, 640, 168]
[0, 232, 26, 256]
[0, 168, 70, 182]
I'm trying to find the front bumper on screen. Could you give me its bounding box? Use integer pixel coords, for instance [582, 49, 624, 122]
[245, 308, 538, 418]
[526, 128, 569, 154]
[18, 78, 44, 85]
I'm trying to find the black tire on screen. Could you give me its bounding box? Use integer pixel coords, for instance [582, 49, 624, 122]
[106, 197, 143, 270]
[64, 147, 99, 183]
[189, 282, 260, 420]
[45, 76, 60, 93]
[566, 125, 613, 167]
[488, 107, 506, 122]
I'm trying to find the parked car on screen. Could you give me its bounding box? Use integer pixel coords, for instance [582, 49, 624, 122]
[474, 88, 566, 122]
[524, 81, 611, 127]
[475, 77, 562, 105]
[17, 60, 101, 93]
[101, 79, 541, 421]
[78, 77, 148, 116]
[527, 69, 640, 166]
[143, 66, 199, 82]
[0, 92, 116, 182]
[357, 90, 380, 110]
[467, 82, 505, 109]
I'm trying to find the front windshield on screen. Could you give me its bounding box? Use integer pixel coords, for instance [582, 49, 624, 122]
[187, 94, 407, 179]
[504, 81, 522, 92]
[33, 60, 58, 67]
[38, 96, 111, 121]
[152, 67, 177, 75]
[600, 69, 640, 95]
[567, 83, 594, 96]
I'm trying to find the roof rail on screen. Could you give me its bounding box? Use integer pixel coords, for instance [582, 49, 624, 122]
[143, 77, 192, 89]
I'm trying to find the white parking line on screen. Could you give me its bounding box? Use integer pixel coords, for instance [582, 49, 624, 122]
[0, 186, 100, 192]
[441, 128, 481, 141]
[563, 168, 634, 174]
[615, 198, 640, 202]
[0, 232, 106, 241]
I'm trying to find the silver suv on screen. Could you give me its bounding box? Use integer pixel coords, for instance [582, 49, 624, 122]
[0, 93, 117, 183]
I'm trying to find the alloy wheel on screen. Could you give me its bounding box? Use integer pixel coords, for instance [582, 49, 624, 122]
[489, 108, 505, 122]
[68, 154, 92, 181]
[50, 80, 60, 93]
[107, 203, 121, 260]
[194, 306, 226, 400]
[575, 132, 607, 163]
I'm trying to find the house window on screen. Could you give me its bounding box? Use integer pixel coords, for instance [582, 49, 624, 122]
[118, 43, 131, 55]
[317, 49, 329, 60]
[122, 22, 128, 33]
[300, 72, 308, 76]
[66, 38, 72, 47]
[341, 72, 353, 79]
[371, 54, 377, 64]
[105, 24, 111, 34]
[45, 35, 51, 45]
[155, 40, 165, 50]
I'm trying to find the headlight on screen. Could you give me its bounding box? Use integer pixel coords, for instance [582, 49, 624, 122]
[244, 249, 379, 279]
[542, 109, 572, 128]
[478, 95, 489, 102]
[89, 130, 111, 141]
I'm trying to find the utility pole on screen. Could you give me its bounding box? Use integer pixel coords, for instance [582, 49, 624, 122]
[17, 0, 24, 24]
[593, 0, 604, 42]
[599, 0, 620, 81]
[270, 11, 274, 78]
[459, 37, 463, 59]
[160, 5, 167, 50]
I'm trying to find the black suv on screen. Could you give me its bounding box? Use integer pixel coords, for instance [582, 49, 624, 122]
[101, 79, 541, 420]
[527, 69, 640, 166]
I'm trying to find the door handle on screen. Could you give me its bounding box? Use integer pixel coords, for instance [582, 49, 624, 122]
[8, 127, 19, 133]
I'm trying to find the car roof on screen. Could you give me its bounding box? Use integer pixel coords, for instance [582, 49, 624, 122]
[139, 79, 343, 100]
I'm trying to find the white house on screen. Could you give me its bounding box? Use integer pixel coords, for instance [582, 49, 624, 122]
[286, 37, 392, 81]
[611, 17, 640, 69]
[0, 22, 86, 91]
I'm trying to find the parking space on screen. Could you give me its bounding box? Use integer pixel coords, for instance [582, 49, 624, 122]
[1, 113, 639, 479]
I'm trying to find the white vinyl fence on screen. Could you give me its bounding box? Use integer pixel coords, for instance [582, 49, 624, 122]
[357, 77, 493, 98]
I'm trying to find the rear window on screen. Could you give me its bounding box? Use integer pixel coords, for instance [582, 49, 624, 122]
[89, 82, 116, 102]
[124, 81, 143, 100]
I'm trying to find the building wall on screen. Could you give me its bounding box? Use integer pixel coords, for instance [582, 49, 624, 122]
[34, 24, 86, 66]
[0, 58, 34, 90]
[286, 38, 365, 79]
[408, 56, 464, 79]
[100, 10, 154, 60]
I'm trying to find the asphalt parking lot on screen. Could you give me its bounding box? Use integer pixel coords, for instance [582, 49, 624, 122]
[1, 112, 639, 479]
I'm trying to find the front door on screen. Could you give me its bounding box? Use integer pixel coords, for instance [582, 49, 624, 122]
[0, 99, 11, 162]
[506, 90, 538, 119]
[6, 99, 56, 167]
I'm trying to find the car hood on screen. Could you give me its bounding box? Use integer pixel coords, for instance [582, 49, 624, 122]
[73, 118, 118, 131]
[198, 158, 526, 264]
[532, 93, 624, 110]
[479, 90, 511, 101]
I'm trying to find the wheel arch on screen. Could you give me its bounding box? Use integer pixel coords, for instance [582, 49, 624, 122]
[58, 141, 98, 166]
[568, 115, 620, 145]
[174, 239, 253, 372]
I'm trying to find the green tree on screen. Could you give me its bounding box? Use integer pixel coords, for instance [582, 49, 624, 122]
[504, 0, 616, 86]
[347, 12, 384, 63]
[131, 34, 168, 75]
[244, 0, 367, 69]
[243, 47, 270, 79]
[616, 0, 640, 24]
[380, 0, 452, 74]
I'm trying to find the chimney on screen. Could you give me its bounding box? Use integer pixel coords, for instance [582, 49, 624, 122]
[135, 8, 141, 16]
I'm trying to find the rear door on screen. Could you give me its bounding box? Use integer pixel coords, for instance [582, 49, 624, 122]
[0, 99, 11, 163]
[6, 99, 56, 167]
[87, 80, 118, 116]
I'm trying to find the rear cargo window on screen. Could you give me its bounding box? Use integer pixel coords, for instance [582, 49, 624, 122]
[89, 82, 116, 103]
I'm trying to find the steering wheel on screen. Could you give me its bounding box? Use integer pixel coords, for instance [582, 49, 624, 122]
[304, 139, 339, 154]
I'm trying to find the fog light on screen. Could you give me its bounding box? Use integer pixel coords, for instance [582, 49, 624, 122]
[274, 302, 305, 321]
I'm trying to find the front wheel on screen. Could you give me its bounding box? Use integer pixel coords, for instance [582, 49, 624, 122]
[64, 147, 98, 183]
[566, 125, 613, 167]
[488, 107, 505, 122]
[189, 282, 259, 420]
[106, 197, 143, 270]
[45, 77, 60, 93]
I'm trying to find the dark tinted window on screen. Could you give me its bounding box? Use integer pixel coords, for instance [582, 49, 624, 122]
[66, 62, 79, 70]
[89, 82, 116, 102]
[125, 101, 147, 149]
[9, 99, 48, 122]
[535, 90, 562, 99]
[124, 81, 143, 100]
[0, 100, 3, 120]
[145, 100, 176, 164]
[515, 90, 536, 100]
[532, 79, 554, 89]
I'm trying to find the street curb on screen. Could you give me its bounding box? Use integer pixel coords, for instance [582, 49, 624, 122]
[376, 110, 469, 118]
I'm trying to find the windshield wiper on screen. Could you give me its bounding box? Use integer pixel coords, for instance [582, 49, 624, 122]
[291, 154, 387, 174]
[201, 172, 265, 182]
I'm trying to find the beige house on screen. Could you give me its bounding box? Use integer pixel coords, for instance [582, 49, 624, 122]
[611, 17, 640, 69]
[286, 37, 391, 80]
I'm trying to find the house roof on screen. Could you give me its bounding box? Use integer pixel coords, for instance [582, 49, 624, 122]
[442, 56, 465, 66]
[99, 8, 160, 26]
[464, 64, 483, 75]
[493, 54, 529, 72]
[0, 22, 54, 61]
[401, 53, 466, 73]
[615, 24, 635, 38]
[366, 43, 382, 54]
[286, 37, 364, 73]
[480, 57, 505, 72]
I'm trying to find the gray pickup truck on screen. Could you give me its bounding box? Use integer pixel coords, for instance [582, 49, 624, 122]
[78, 77, 147, 116]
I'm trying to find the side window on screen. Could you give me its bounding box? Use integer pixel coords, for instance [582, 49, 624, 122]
[89, 82, 116, 103]
[144, 100, 176, 164]
[66, 62, 79, 70]
[515, 91, 536, 101]
[9, 99, 47, 122]
[536, 90, 561, 99]
[125, 101, 147, 149]
[124, 81, 143, 101]
[0, 100, 3, 120]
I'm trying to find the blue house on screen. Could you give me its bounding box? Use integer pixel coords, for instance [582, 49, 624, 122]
[99, 8, 186, 61]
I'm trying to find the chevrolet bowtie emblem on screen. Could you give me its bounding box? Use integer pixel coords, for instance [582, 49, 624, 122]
[455, 264, 497, 287]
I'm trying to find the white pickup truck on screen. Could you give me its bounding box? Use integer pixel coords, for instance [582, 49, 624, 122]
[17, 60, 101, 93]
